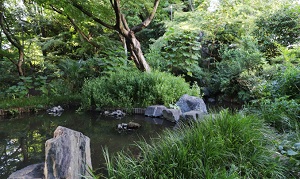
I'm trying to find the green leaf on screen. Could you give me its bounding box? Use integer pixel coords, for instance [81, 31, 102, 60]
[294, 143, 300, 150]
[287, 149, 298, 156]
[182, 52, 190, 57]
[17, 82, 24, 86]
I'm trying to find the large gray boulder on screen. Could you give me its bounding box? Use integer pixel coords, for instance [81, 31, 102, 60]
[44, 126, 92, 179]
[162, 109, 182, 122]
[8, 163, 44, 179]
[145, 105, 167, 117]
[175, 94, 207, 114]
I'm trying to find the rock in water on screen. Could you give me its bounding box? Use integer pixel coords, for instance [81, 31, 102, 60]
[8, 163, 44, 179]
[144, 105, 167, 117]
[47, 105, 64, 116]
[44, 126, 92, 179]
[162, 109, 182, 122]
[128, 122, 141, 129]
[175, 94, 207, 114]
[181, 110, 205, 121]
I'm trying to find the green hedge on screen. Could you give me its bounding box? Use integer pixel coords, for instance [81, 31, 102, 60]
[81, 70, 199, 110]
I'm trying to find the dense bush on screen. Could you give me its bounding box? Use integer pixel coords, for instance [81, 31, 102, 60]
[275, 65, 300, 100]
[254, 5, 300, 58]
[211, 36, 265, 102]
[246, 97, 300, 132]
[146, 29, 205, 82]
[248, 64, 300, 101]
[81, 70, 199, 110]
[104, 110, 285, 178]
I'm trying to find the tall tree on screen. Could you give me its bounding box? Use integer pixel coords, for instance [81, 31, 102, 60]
[0, 2, 26, 76]
[38, 0, 161, 72]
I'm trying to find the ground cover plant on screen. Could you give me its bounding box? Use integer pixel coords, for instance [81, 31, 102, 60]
[103, 110, 285, 178]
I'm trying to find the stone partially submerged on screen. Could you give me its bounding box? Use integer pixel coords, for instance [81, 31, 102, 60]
[47, 105, 64, 116]
[8, 163, 44, 179]
[44, 126, 92, 179]
[175, 94, 207, 114]
[145, 105, 167, 117]
[181, 110, 206, 121]
[116, 122, 141, 133]
[162, 109, 182, 123]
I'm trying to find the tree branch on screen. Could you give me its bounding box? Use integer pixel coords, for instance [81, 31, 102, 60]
[70, 0, 115, 30]
[131, 0, 160, 33]
[121, 14, 130, 31]
[112, 0, 121, 31]
[0, 12, 22, 50]
[50, 5, 101, 49]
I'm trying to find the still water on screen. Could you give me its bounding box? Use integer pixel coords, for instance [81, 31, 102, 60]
[0, 110, 174, 178]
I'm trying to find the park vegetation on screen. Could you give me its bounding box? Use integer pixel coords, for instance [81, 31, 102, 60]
[1, 0, 300, 178]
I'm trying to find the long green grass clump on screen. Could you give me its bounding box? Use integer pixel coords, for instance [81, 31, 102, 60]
[104, 110, 285, 178]
[81, 70, 199, 110]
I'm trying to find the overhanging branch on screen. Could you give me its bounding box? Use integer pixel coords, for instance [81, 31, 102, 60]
[131, 0, 160, 33]
[50, 5, 101, 49]
[0, 12, 22, 50]
[70, 0, 115, 30]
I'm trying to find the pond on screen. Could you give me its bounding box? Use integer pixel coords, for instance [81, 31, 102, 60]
[0, 109, 175, 178]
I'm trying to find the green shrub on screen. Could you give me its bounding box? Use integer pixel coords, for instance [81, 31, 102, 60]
[250, 64, 300, 101]
[211, 36, 265, 102]
[81, 70, 199, 110]
[254, 5, 300, 58]
[276, 131, 300, 178]
[276, 65, 300, 100]
[104, 110, 285, 178]
[245, 97, 300, 132]
[146, 29, 204, 82]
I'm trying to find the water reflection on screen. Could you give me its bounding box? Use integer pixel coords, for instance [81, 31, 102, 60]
[145, 117, 164, 125]
[0, 110, 174, 178]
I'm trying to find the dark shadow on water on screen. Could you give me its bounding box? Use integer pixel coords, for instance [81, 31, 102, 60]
[0, 110, 174, 178]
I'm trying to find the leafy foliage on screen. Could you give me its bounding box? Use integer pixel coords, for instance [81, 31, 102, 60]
[246, 97, 300, 132]
[148, 29, 203, 79]
[254, 5, 300, 58]
[211, 36, 265, 102]
[81, 70, 199, 109]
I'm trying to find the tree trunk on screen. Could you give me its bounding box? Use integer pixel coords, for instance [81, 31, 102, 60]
[70, 0, 160, 72]
[0, 5, 25, 76]
[17, 49, 24, 76]
[41, 26, 48, 57]
[125, 31, 150, 72]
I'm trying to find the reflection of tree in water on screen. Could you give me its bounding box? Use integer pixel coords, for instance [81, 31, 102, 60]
[0, 137, 25, 177]
[0, 118, 48, 178]
[0, 135, 45, 178]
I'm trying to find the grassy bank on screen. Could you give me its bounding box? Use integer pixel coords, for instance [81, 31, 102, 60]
[103, 110, 287, 178]
[0, 94, 81, 116]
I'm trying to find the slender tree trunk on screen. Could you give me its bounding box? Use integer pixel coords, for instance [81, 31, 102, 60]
[17, 49, 24, 76]
[0, 4, 25, 76]
[125, 31, 150, 72]
[41, 26, 47, 57]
